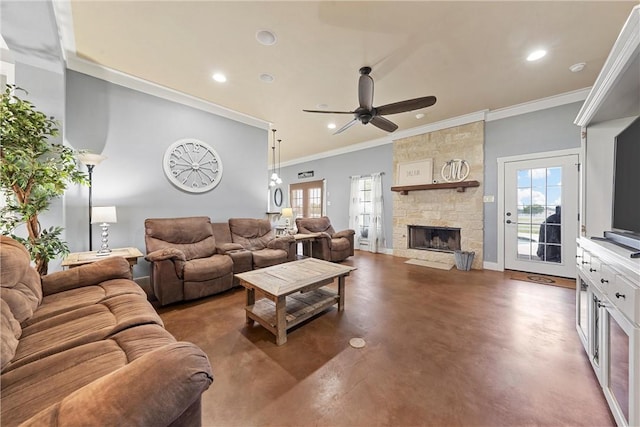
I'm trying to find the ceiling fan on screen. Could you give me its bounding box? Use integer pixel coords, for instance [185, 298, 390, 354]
[303, 66, 437, 134]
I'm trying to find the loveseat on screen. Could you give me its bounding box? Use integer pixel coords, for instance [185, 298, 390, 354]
[0, 236, 213, 426]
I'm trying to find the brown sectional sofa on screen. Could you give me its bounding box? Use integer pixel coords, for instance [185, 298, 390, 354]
[145, 217, 296, 305]
[0, 236, 213, 426]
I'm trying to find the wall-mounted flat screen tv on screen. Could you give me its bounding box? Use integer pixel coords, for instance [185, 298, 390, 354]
[613, 116, 640, 236]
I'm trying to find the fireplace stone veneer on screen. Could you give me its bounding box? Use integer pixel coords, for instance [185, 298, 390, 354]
[392, 121, 484, 269]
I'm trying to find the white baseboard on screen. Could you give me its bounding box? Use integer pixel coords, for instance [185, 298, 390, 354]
[483, 261, 501, 271]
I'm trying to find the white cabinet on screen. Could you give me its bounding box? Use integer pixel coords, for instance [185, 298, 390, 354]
[577, 237, 640, 426]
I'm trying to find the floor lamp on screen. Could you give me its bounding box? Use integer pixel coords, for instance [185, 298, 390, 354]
[78, 152, 107, 251]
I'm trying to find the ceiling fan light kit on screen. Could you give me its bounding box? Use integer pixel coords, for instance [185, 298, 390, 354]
[303, 66, 436, 135]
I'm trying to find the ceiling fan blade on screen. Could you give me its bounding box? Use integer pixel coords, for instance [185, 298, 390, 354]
[370, 116, 398, 133]
[376, 96, 437, 116]
[302, 109, 354, 114]
[358, 73, 374, 110]
[333, 118, 359, 135]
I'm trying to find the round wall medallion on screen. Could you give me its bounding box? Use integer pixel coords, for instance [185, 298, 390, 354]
[163, 139, 223, 193]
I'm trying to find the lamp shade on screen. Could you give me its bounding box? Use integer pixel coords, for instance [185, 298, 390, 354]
[281, 208, 294, 218]
[78, 152, 107, 166]
[91, 206, 117, 224]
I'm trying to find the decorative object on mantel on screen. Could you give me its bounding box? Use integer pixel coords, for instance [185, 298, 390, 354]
[396, 159, 433, 186]
[441, 159, 470, 182]
[391, 180, 480, 195]
[91, 206, 117, 255]
[163, 138, 223, 193]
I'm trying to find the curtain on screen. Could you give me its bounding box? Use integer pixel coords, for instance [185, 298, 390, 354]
[368, 172, 385, 253]
[348, 176, 361, 250]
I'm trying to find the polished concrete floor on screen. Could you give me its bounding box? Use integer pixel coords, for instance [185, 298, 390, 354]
[158, 251, 615, 426]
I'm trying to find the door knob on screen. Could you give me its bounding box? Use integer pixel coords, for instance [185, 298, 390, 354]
[506, 212, 512, 216]
[506, 220, 512, 224]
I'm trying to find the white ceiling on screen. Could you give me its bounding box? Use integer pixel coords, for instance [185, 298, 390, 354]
[65, 1, 636, 163]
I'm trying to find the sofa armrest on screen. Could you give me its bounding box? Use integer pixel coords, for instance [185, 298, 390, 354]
[145, 248, 186, 263]
[41, 257, 132, 296]
[267, 235, 294, 251]
[21, 342, 214, 427]
[217, 242, 245, 254]
[333, 229, 355, 239]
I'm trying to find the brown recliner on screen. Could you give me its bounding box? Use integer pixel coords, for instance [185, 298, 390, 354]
[144, 216, 233, 306]
[295, 216, 355, 262]
[228, 218, 295, 268]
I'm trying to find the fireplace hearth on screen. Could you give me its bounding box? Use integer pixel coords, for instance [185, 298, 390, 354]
[408, 225, 461, 253]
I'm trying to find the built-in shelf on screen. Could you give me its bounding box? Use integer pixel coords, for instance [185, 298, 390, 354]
[391, 180, 480, 195]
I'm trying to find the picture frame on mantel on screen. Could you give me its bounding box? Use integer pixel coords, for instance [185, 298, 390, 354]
[396, 159, 433, 186]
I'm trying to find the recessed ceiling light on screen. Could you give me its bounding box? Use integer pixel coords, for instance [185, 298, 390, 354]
[260, 73, 274, 83]
[569, 62, 586, 73]
[317, 103, 329, 109]
[415, 113, 425, 119]
[527, 49, 547, 62]
[327, 123, 336, 129]
[256, 30, 277, 46]
[212, 73, 227, 83]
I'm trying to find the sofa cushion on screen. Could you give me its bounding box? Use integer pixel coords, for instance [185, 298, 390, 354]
[0, 324, 176, 427]
[331, 238, 351, 252]
[0, 299, 21, 372]
[252, 249, 289, 269]
[229, 218, 276, 251]
[183, 255, 233, 282]
[0, 236, 43, 324]
[296, 216, 336, 235]
[145, 217, 217, 260]
[23, 278, 147, 327]
[4, 294, 162, 373]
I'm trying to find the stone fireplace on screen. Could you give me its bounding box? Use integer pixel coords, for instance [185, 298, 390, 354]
[408, 225, 461, 252]
[392, 121, 484, 269]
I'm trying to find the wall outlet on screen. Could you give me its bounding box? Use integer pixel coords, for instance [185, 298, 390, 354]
[483, 195, 495, 203]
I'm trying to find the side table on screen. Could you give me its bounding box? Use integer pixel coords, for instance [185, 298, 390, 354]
[61, 247, 143, 270]
[293, 233, 322, 258]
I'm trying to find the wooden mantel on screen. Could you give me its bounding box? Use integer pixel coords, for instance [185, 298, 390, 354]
[391, 180, 480, 195]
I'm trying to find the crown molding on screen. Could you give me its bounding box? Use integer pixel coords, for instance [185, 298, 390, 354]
[66, 55, 270, 130]
[282, 86, 588, 167]
[575, 5, 640, 127]
[52, 0, 268, 129]
[486, 88, 590, 122]
[280, 111, 488, 168]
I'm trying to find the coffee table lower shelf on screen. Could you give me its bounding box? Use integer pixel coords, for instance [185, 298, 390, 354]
[246, 288, 338, 336]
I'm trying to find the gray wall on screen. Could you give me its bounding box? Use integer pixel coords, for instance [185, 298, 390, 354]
[65, 71, 268, 278]
[483, 102, 583, 263]
[1, 0, 67, 271]
[278, 144, 394, 250]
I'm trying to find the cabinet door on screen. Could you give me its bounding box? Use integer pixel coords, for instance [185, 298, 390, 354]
[603, 306, 639, 427]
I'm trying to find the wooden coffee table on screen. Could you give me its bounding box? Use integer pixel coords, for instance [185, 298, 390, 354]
[235, 258, 356, 345]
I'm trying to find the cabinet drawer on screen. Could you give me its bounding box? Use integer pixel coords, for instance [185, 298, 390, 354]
[586, 256, 602, 284]
[609, 274, 639, 325]
[599, 264, 617, 296]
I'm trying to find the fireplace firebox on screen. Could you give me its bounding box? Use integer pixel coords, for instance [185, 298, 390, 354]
[408, 225, 461, 253]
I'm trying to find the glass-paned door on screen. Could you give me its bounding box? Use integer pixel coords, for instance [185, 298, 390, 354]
[504, 154, 578, 277]
[289, 180, 325, 219]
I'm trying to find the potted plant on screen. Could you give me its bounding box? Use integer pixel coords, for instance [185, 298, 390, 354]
[0, 85, 87, 275]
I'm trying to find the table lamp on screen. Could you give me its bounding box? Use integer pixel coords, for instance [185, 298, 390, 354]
[91, 206, 117, 255]
[281, 207, 294, 233]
